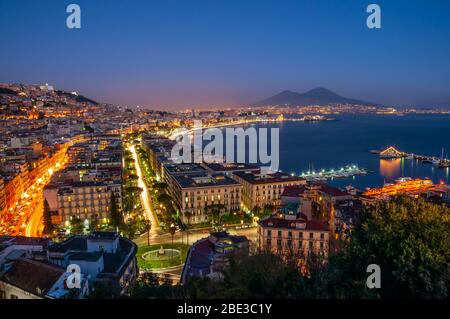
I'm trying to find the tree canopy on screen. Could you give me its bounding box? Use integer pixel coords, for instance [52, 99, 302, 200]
[130, 196, 450, 299]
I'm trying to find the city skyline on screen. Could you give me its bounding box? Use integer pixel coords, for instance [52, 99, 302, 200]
[1, 0, 450, 109]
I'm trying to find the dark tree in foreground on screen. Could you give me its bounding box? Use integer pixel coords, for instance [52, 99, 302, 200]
[131, 272, 179, 299]
[129, 196, 450, 299]
[322, 196, 450, 298]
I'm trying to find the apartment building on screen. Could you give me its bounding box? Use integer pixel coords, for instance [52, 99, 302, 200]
[44, 181, 112, 225]
[257, 212, 330, 260]
[68, 144, 93, 167]
[233, 171, 306, 211]
[170, 172, 242, 224]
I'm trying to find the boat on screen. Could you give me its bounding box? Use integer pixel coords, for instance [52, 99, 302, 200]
[439, 161, 450, 168]
[406, 153, 415, 160]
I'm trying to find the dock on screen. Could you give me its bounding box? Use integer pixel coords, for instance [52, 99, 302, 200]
[295, 165, 368, 182]
[373, 146, 450, 168]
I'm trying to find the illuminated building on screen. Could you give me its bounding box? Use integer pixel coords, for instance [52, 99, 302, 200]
[257, 211, 330, 261]
[169, 171, 242, 224]
[379, 146, 405, 159]
[44, 181, 112, 226]
[233, 171, 306, 212]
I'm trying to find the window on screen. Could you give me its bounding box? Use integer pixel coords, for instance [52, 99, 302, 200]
[320, 242, 324, 251]
[277, 230, 282, 237]
[0, 290, 5, 299]
[288, 231, 292, 238]
[266, 239, 271, 246]
[277, 239, 282, 248]
[267, 230, 272, 237]
[320, 233, 325, 240]
[309, 232, 314, 239]
[10, 294, 18, 299]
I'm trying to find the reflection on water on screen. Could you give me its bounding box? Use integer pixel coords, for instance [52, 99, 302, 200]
[379, 159, 402, 181]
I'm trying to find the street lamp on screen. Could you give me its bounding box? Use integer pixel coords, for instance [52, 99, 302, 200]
[146, 219, 152, 247]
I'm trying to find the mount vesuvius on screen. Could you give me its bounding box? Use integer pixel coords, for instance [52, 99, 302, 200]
[253, 88, 380, 107]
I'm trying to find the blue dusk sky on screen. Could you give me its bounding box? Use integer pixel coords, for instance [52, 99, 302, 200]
[0, 0, 450, 109]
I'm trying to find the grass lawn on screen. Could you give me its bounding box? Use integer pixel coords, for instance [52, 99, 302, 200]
[137, 243, 189, 270]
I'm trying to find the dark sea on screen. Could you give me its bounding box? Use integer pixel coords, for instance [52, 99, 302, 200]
[230, 114, 450, 190]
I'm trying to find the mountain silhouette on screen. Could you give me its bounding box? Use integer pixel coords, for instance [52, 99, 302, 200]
[253, 88, 380, 107]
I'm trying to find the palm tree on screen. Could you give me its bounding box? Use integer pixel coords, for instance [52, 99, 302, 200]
[184, 210, 193, 245]
[206, 204, 226, 230]
[253, 206, 261, 217]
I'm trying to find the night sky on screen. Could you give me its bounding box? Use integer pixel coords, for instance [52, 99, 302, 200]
[1, 0, 450, 109]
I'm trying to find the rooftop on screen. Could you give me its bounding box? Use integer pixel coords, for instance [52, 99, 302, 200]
[202, 162, 260, 173]
[68, 251, 103, 262]
[1, 258, 64, 298]
[318, 183, 351, 197]
[258, 215, 329, 232]
[233, 171, 306, 185]
[164, 163, 206, 175]
[88, 231, 119, 240]
[47, 237, 87, 253]
[182, 232, 249, 282]
[174, 173, 241, 189]
[0, 235, 50, 247]
[281, 185, 307, 197]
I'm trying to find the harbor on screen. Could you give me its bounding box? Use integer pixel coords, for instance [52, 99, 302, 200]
[290, 165, 369, 182]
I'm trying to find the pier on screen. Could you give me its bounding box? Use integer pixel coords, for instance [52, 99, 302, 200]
[373, 146, 450, 168]
[292, 165, 368, 182]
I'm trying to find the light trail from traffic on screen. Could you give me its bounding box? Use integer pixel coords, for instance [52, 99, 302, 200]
[129, 143, 158, 234]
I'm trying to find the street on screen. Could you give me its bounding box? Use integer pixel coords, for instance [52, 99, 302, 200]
[134, 225, 258, 247]
[0, 147, 69, 237]
[129, 143, 159, 235]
